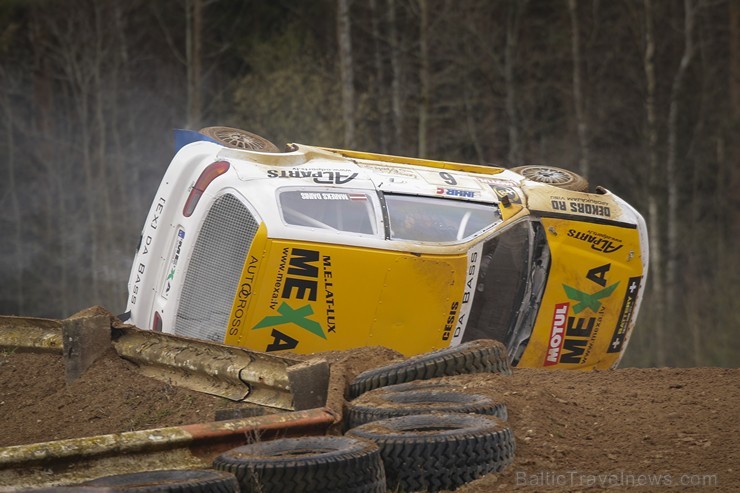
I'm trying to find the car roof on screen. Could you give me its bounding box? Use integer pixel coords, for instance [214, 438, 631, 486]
[215, 142, 522, 205]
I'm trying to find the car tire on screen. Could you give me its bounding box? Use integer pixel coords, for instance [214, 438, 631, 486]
[199, 126, 280, 153]
[346, 389, 508, 429]
[511, 164, 589, 192]
[347, 413, 515, 492]
[212, 436, 386, 493]
[348, 339, 511, 399]
[81, 469, 239, 492]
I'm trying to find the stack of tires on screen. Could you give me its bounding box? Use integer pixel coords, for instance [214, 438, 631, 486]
[342, 339, 516, 492]
[70, 340, 515, 493]
[214, 340, 516, 493]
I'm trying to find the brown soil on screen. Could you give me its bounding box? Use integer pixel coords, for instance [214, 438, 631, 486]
[0, 348, 737, 492]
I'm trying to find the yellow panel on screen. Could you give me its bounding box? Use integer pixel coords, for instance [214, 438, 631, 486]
[320, 147, 506, 176]
[227, 237, 468, 356]
[518, 217, 645, 370]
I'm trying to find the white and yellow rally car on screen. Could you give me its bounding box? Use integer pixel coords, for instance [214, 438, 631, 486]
[125, 127, 648, 370]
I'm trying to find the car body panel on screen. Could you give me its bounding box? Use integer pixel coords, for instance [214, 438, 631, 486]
[225, 237, 471, 355]
[126, 134, 649, 370]
[519, 217, 645, 369]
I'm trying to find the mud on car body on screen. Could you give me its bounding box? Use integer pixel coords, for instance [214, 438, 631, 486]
[125, 127, 649, 370]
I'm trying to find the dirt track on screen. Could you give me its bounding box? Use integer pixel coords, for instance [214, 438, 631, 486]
[0, 348, 737, 492]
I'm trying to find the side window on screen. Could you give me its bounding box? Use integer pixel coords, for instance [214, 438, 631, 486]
[385, 194, 501, 242]
[279, 190, 377, 235]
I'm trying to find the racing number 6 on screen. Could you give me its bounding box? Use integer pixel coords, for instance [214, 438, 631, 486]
[439, 172, 457, 186]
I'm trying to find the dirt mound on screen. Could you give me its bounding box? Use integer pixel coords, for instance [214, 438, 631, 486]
[0, 349, 737, 492]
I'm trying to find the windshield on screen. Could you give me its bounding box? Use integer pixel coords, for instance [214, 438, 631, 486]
[385, 195, 501, 242]
[462, 220, 550, 365]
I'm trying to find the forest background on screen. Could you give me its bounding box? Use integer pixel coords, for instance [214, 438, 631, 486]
[0, 0, 738, 368]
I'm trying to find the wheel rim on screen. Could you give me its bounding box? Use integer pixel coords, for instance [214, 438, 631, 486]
[520, 166, 574, 185]
[214, 129, 268, 150]
[199, 126, 280, 152]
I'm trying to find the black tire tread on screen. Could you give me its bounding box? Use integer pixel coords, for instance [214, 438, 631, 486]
[346, 390, 508, 429]
[349, 340, 511, 399]
[347, 414, 515, 492]
[82, 469, 239, 492]
[212, 436, 385, 493]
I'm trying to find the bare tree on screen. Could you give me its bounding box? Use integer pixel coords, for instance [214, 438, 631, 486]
[0, 70, 24, 314]
[418, 0, 430, 157]
[337, 0, 356, 148]
[643, 0, 665, 365]
[568, 0, 590, 179]
[665, 0, 697, 342]
[370, 0, 389, 153]
[505, 0, 526, 164]
[388, 0, 403, 152]
[729, 0, 740, 258]
[186, 0, 203, 129]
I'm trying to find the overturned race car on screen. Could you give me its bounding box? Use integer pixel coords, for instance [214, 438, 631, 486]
[124, 126, 648, 370]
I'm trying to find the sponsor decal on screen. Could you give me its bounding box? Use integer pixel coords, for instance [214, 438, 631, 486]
[323, 255, 336, 334]
[562, 283, 619, 314]
[568, 229, 623, 254]
[131, 197, 166, 305]
[266, 329, 298, 352]
[451, 243, 483, 344]
[356, 163, 417, 178]
[270, 248, 289, 311]
[150, 197, 166, 230]
[129, 262, 146, 305]
[544, 263, 619, 366]
[490, 184, 523, 205]
[544, 303, 570, 366]
[256, 248, 335, 351]
[162, 228, 185, 300]
[420, 170, 481, 190]
[297, 192, 368, 202]
[267, 169, 358, 184]
[254, 302, 325, 339]
[436, 187, 478, 198]
[141, 235, 152, 255]
[550, 195, 612, 218]
[228, 255, 260, 338]
[607, 277, 642, 353]
[441, 301, 460, 341]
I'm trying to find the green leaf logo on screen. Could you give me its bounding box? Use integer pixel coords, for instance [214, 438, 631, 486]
[252, 302, 326, 339]
[562, 282, 619, 314]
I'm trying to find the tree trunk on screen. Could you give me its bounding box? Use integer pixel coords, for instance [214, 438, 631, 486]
[505, 0, 524, 164]
[92, 2, 116, 306]
[643, 0, 665, 366]
[370, 0, 388, 154]
[388, 0, 403, 152]
[186, 0, 203, 129]
[418, 0, 430, 157]
[729, 0, 740, 261]
[464, 81, 484, 164]
[665, 0, 696, 350]
[337, 0, 355, 148]
[568, 0, 590, 179]
[1, 80, 24, 314]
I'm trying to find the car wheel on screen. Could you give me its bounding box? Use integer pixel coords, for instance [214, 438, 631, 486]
[199, 126, 280, 152]
[511, 165, 589, 192]
[348, 339, 511, 399]
[212, 436, 386, 493]
[81, 469, 239, 492]
[347, 413, 515, 492]
[346, 389, 508, 429]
